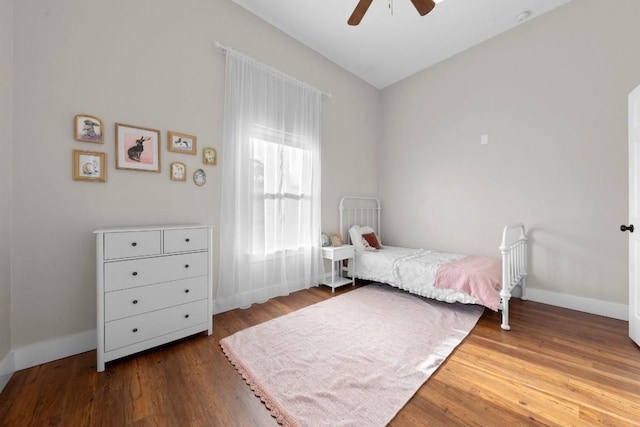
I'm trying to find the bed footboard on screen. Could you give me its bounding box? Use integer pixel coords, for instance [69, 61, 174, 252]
[499, 223, 528, 330]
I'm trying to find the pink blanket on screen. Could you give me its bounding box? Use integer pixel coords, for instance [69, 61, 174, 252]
[434, 255, 502, 311]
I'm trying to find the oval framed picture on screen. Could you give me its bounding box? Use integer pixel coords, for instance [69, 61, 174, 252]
[193, 168, 206, 186]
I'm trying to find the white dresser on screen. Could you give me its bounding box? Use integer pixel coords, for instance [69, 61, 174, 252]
[95, 225, 213, 372]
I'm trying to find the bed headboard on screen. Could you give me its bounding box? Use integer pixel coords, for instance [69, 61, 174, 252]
[339, 196, 381, 245]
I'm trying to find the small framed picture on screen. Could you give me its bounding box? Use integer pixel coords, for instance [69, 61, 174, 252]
[330, 233, 344, 247]
[168, 131, 197, 155]
[170, 162, 187, 181]
[73, 150, 106, 182]
[193, 168, 206, 186]
[115, 123, 161, 172]
[74, 114, 103, 143]
[321, 233, 330, 247]
[203, 147, 217, 165]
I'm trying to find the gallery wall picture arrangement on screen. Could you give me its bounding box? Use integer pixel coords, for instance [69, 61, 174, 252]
[115, 123, 161, 172]
[74, 114, 103, 144]
[203, 147, 217, 165]
[170, 162, 187, 181]
[168, 131, 197, 155]
[73, 149, 106, 182]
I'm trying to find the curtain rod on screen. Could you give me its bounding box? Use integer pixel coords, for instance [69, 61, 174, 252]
[215, 41, 332, 98]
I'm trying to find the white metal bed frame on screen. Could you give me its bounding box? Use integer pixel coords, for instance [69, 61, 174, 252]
[339, 196, 528, 330]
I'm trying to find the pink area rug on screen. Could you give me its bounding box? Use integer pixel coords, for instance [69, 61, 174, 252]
[220, 284, 483, 427]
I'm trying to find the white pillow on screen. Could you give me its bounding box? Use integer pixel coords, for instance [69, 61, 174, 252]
[349, 225, 366, 252]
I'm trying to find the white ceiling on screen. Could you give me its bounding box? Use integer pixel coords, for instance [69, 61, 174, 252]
[231, 0, 573, 89]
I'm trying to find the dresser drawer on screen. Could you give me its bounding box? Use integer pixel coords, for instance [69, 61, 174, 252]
[104, 231, 161, 260]
[104, 276, 208, 322]
[104, 252, 208, 292]
[164, 228, 209, 254]
[104, 299, 208, 351]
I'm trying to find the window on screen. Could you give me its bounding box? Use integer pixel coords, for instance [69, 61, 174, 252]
[250, 126, 313, 255]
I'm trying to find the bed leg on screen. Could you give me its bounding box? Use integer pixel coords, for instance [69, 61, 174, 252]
[500, 293, 511, 331]
[520, 276, 528, 301]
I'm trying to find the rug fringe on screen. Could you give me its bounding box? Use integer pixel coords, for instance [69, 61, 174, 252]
[220, 340, 298, 427]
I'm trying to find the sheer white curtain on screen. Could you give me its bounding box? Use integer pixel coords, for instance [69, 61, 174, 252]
[216, 48, 325, 312]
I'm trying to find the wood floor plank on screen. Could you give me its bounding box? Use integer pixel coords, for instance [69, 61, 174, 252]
[1, 283, 639, 426]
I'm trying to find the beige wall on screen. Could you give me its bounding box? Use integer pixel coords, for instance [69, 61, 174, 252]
[10, 0, 379, 349]
[380, 0, 640, 305]
[0, 0, 12, 362]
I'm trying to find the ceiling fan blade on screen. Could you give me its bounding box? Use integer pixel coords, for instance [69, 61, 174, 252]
[348, 0, 374, 26]
[410, 0, 436, 16]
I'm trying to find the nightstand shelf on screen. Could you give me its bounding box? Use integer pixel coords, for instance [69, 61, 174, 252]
[321, 245, 355, 293]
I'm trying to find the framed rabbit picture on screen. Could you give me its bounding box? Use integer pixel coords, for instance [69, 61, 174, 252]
[73, 150, 106, 182]
[115, 123, 161, 172]
[74, 114, 103, 143]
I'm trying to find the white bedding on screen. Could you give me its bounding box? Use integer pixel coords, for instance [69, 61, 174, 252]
[354, 246, 481, 305]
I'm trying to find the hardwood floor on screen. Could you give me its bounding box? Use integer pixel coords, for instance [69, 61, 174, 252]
[1, 283, 639, 426]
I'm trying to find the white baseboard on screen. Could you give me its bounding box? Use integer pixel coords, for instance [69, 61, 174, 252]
[526, 288, 628, 321]
[0, 350, 15, 393]
[13, 329, 96, 371]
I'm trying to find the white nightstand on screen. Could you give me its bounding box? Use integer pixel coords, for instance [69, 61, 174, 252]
[321, 245, 355, 293]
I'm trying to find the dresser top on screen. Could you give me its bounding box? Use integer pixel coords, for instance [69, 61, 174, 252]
[94, 224, 213, 234]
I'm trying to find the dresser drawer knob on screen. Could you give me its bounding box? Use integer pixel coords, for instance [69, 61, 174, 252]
[185, 238, 190, 242]
[184, 289, 190, 293]
[131, 242, 137, 247]
[184, 314, 190, 319]
[132, 299, 138, 304]
[132, 328, 138, 333]
[132, 271, 138, 276]
[184, 264, 189, 269]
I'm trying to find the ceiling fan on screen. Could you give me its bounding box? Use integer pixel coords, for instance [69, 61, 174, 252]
[348, 0, 437, 26]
